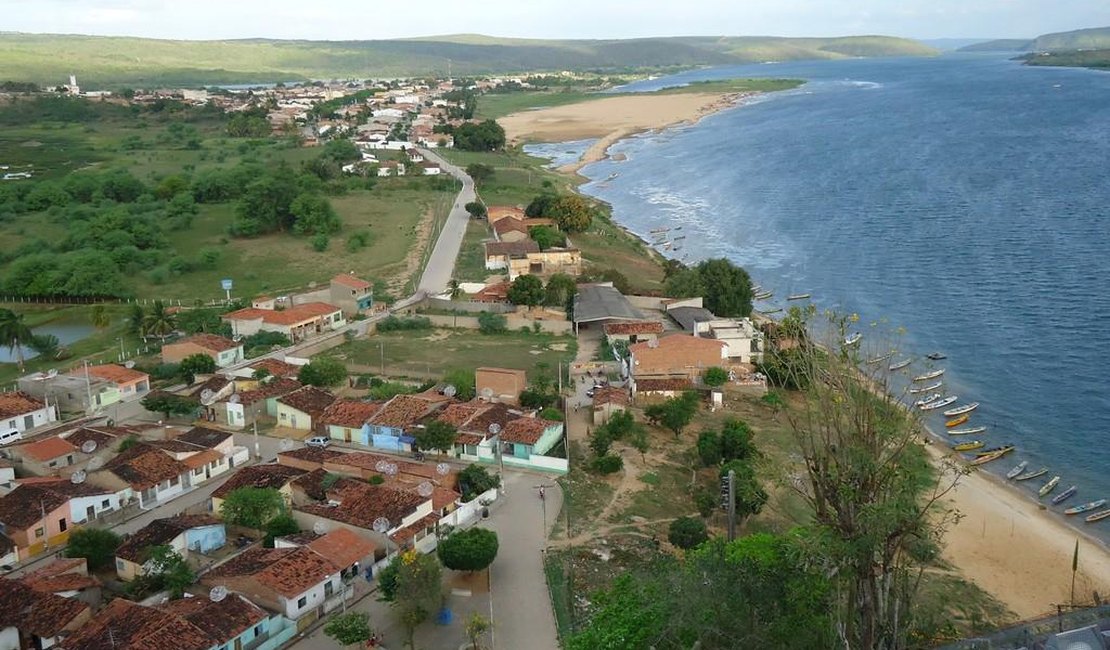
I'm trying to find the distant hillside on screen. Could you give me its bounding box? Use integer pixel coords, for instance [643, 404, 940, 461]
[0, 32, 937, 88]
[1032, 26, 1110, 51]
[1023, 49, 1110, 70]
[958, 39, 1034, 52]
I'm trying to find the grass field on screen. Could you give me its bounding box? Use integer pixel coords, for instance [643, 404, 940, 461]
[475, 91, 608, 120]
[454, 220, 494, 283]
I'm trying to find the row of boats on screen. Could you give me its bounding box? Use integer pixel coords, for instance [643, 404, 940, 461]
[1004, 461, 1110, 522]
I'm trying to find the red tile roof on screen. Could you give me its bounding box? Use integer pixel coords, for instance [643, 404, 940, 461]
[16, 435, 78, 462]
[19, 558, 101, 594]
[233, 378, 302, 406]
[500, 417, 560, 445]
[592, 386, 630, 407]
[331, 273, 371, 290]
[484, 240, 540, 257]
[306, 528, 376, 568]
[56, 597, 213, 650]
[205, 546, 339, 598]
[173, 333, 241, 353]
[278, 446, 345, 466]
[157, 594, 267, 644]
[223, 302, 341, 326]
[369, 394, 439, 429]
[177, 426, 233, 449]
[0, 483, 101, 529]
[493, 218, 529, 235]
[212, 463, 307, 499]
[635, 378, 694, 392]
[101, 443, 189, 491]
[320, 399, 383, 428]
[277, 386, 338, 417]
[604, 320, 664, 335]
[389, 512, 440, 545]
[0, 578, 89, 640]
[249, 358, 301, 379]
[116, 515, 223, 563]
[78, 364, 149, 385]
[436, 403, 488, 428]
[182, 448, 223, 470]
[298, 481, 426, 531]
[0, 391, 45, 418]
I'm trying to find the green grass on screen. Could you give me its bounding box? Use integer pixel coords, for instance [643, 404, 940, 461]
[557, 441, 616, 538]
[475, 91, 609, 120]
[454, 220, 493, 283]
[544, 550, 576, 641]
[573, 211, 666, 294]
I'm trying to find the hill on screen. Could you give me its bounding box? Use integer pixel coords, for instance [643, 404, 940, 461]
[958, 39, 1035, 52]
[0, 32, 937, 88]
[1032, 26, 1110, 51]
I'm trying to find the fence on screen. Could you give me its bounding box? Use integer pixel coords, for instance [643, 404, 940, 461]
[419, 313, 573, 335]
[937, 604, 1110, 649]
[423, 297, 516, 314]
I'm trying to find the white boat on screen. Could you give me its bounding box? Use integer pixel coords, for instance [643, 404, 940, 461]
[1066, 499, 1107, 515]
[1051, 486, 1078, 505]
[1006, 461, 1029, 479]
[889, 358, 913, 371]
[649, 227, 670, 234]
[1085, 509, 1110, 523]
[1038, 476, 1061, 498]
[909, 381, 943, 394]
[919, 395, 958, 411]
[843, 332, 862, 346]
[913, 393, 942, 408]
[942, 402, 980, 417]
[912, 369, 945, 382]
[1015, 467, 1048, 481]
[787, 293, 811, 301]
[867, 351, 894, 365]
[948, 426, 986, 436]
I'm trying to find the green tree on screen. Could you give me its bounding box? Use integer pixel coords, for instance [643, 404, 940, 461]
[547, 195, 594, 232]
[702, 366, 729, 387]
[643, 391, 700, 438]
[28, 333, 60, 361]
[0, 308, 34, 370]
[598, 269, 630, 294]
[389, 550, 443, 649]
[263, 513, 300, 548]
[321, 138, 360, 163]
[453, 120, 506, 151]
[448, 278, 463, 301]
[666, 259, 753, 318]
[146, 545, 195, 599]
[437, 527, 499, 572]
[529, 225, 566, 250]
[525, 192, 557, 218]
[140, 393, 198, 420]
[127, 303, 145, 335]
[90, 305, 111, 330]
[507, 274, 545, 307]
[218, 487, 286, 529]
[589, 428, 613, 457]
[64, 527, 122, 570]
[324, 611, 374, 649]
[465, 613, 491, 650]
[465, 163, 495, 186]
[226, 113, 270, 137]
[668, 516, 708, 550]
[442, 367, 476, 400]
[543, 273, 576, 308]
[719, 419, 756, 462]
[298, 357, 348, 387]
[457, 465, 499, 501]
[290, 193, 342, 235]
[118, 435, 140, 452]
[140, 300, 176, 339]
[696, 429, 723, 467]
[628, 424, 650, 463]
[178, 353, 217, 383]
[477, 311, 507, 335]
[415, 420, 458, 454]
[720, 460, 767, 525]
[464, 201, 487, 219]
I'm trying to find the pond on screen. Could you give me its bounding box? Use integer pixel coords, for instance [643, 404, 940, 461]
[0, 315, 97, 364]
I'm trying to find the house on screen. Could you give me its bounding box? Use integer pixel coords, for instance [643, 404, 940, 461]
[572, 283, 646, 335]
[276, 446, 346, 473]
[473, 281, 511, 303]
[0, 577, 90, 650]
[92, 442, 193, 509]
[75, 364, 150, 399]
[0, 531, 17, 568]
[218, 378, 302, 430]
[603, 320, 665, 345]
[496, 417, 564, 462]
[517, 247, 582, 280]
[0, 391, 57, 444]
[592, 386, 629, 425]
[365, 394, 446, 453]
[486, 205, 526, 225]
[276, 386, 338, 431]
[698, 318, 765, 364]
[484, 240, 539, 272]
[17, 373, 119, 414]
[492, 217, 530, 243]
[175, 426, 235, 457]
[629, 335, 727, 386]
[221, 302, 345, 343]
[404, 148, 424, 163]
[273, 528, 376, 582]
[319, 399, 383, 444]
[377, 160, 405, 177]
[18, 557, 102, 607]
[417, 161, 441, 175]
[114, 514, 225, 581]
[9, 436, 79, 475]
[247, 359, 302, 380]
[161, 333, 244, 368]
[0, 480, 118, 558]
[475, 367, 527, 405]
[328, 273, 373, 316]
[211, 464, 307, 515]
[634, 378, 695, 399]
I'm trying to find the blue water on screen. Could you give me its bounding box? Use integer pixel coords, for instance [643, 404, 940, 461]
[528, 54, 1110, 535]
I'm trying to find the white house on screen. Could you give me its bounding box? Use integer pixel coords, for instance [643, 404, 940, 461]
[0, 391, 57, 445]
[201, 546, 350, 621]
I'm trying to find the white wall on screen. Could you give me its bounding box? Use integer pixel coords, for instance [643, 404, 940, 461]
[283, 573, 341, 619]
[68, 493, 120, 524]
[0, 627, 20, 650]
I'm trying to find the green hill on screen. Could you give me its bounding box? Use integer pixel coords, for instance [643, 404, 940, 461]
[0, 32, 937, 88]
[958, 39, 1034, 52]
[1032, 26, 1110, 51]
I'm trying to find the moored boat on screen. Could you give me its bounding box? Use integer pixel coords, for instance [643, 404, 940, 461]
[952, 440, 983, 452]
[754, 291, 774, 301]
[1051, 486, 1078, 504]
[945, 414, 970, 428]
[921, 396, 958, 411]
[787, 293, 811, 301]
[1015, 467, 1048, 481]
[649, 227, 670, 234]
[948, 426, 986, 435]
[1066, 499, 1108, 515]
[971, 447, 1012, 465]
[888, 358, 913, 371]
[1085, 509, 1110, 523]
[912, 369, 945, 382]
[1038, 476, 1061, 497]
[974, 444, 1013, 457]
[843, 332, 862, 346]
[757, 307, 783, 315]
[914, 393, 942, 407]
[909, 381, 943, 394]
[1006, 461, 1029, 479]
[926, 352, 947, 361]
[867, 351, 894, 365]
[942, 402, 980, 417]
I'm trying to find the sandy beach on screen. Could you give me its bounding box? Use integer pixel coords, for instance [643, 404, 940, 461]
[499, 92, 755, 173]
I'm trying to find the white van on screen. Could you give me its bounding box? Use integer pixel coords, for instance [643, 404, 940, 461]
[0, 429, 23, 446]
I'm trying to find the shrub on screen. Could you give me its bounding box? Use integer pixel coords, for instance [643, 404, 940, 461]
[539, 407, 564, 422]
[668, 516, 709, 550]
[376, 315, 433, 332]
[458, 465, 500, 501]
[591, 454, 623, 474]
[519, 389, 556, 409]
[477, 311, 507, 335]
[311, 233, 329, 251]
[694, 490, 717, 518]
[702, 366, 729, 387]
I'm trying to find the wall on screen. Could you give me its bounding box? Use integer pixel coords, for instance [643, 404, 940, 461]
[419, 314, 573, 335]
[500, 454, 568, 474]
[423, 297, 515, 314]
[69, 493, 120, 525]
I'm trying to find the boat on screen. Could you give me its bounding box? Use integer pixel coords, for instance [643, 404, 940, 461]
[912, 369, 945, 382]
[942, 402, 980, 417]
[974, 444, 1014, 457]
[913, 393, 942, 408]
[1015, 467, 1048, 481]
[787, 293, 811, 301]
[843, 332, 862, 346]
[921, 396, 958, 411]
[952, 440, 984, 452]
[926, 352, 947, 361]
[1051, 486, 1078, 505]
[757, 307, 783, 315]
[649, 227, 670, 234]
[909, 381, 944, 394]
[1085, 509, 1110, 523]
[948, 426, 986, 436]
[673, 235, 686, 241]
[945, 414, 970, 428]
[867, 351, 894, 365]
[971, 448, 1012, 465]
[754, 291, 774, 301]
[1006, 461, 1029, 479]
[1066, 499, 1108, 515]
[888, 358, 913, 371]
[1038, 476, 1061, 497]
[751, 285, 762, 293]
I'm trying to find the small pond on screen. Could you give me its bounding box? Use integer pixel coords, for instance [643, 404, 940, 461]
[0, 315, 97, 364]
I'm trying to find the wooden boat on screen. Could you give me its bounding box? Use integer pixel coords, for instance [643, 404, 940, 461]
[649, 227, 670, 234]
[888, 358, 913, 371]
[942, 402, 980, 417]
[867, 351, 894, 365]
[1015, 467, 1048, 481]
[1085, 509, 1110, 523]
[752, 285, 762, 293]
[754, 291, 774, 301]
[1006, 461, 1029, 479]
[1051, 486, 1078, 504]
[757, 308, 783, 315]
[948, 426, 986, 436]
[914, 393, 942, 408]
[1066, 499, 1107, 515]
[909, 381, 943, 394]
[971, 447, 1012, 465]
[921, 396, 958, 411]
[952, 440, 984, 452]
[787, 293, 811, 301]
[843, 332, 862, 346]
[912, 369, 945, 382]
[1038, 476, 1061, 497]
[926, 352, 947, 361]
[945, 414, 970, 428]
[975, 444, 1013, 457]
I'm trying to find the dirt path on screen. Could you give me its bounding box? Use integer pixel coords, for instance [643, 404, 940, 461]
[388, 206, 438, 294]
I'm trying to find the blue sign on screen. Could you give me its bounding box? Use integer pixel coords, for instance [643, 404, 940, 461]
[220, 279, 233, 291]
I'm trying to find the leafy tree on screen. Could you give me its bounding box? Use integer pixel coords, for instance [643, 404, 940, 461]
[324, 611, 374, 649]
[263, 513, 300, 548]
[64, 527, 122, 570]
[525, 192, 557, 218]
[28, 333, 60, 361]
[290, 193, 342, 235]
[668, 516, 708, 550]
[465, 163, 495, 187]
[529, 225, 566, 250]
[598, 269, 631, 295]
[140, 300, 176, 339]
[565, 573, 668, 650]
[321, 138, 360, 163]
[720, 460, 767, 525]
[643, 391, 700, 438]
[539, 407, 564, 422]
[628, 424, 651, 463]
[665, 258, 753, 318]
[145, 545, 195, 599]
[458, 465, 499, 501]
[127, 304, 144, 335]
[702, 366, 729, 387]
[543, 273, 576, 308]
[442, 368, 476, 401]
[219, 487, 286, 529]
[231, 165, 299, 236]
[140, 393, 198, 420]
[178, 353, 216, 382]
[437, 527, 499, 572]
[477, 311, 507, 335]
[298, 357, 348, 387]
[519, 388, 556, 409]
[589, 429, 612, 457]
[415, 420, 458, 454]
[226, 113, 270, 137]
[453, 120, 506, 151]
[592, 454, 623, 474]
[696, 429, 723, 467]
[389, 550, 443, 649]
[464, 201, 487, 219]
[719, 419, 756, 462]
[0, 308, 33, 370]
[507, 274, 545, 307]
[465, 613, 491, 650]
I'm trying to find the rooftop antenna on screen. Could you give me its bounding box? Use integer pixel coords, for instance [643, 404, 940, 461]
[81, 440, 98, 454]
[436, 462, 450, 476]
[313, 521, 328, 535]
[443, 384, 457, 398]
[372, 517, 391, 534]
[229, 393, 241, 404]
[209, 585, 228, 602]
[124, 360, 136, 369]
[70, 470, 87, 484]
[417, 481, 434, 497]
[280, 438, 294, 451]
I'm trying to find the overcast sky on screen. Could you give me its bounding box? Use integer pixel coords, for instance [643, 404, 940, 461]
[2, 0, 1107, 41]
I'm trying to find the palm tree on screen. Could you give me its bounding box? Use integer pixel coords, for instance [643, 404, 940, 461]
[141, 300, 176, 340]
[127, 303, 144, 335]
[28, 334, 60, 361]
[90, 305, 111, 330]
[0, 308, 34, 371]
[448, 279, 463, 327]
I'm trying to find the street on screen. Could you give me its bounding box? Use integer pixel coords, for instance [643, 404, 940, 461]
[417, 148, 476, 295]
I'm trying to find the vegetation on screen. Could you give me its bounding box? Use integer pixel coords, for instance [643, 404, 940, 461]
[178, 353, 216, 382]
[667, 517, 708, 550]
[665, 258, 753, 318]
[437, 527, 500, 572]
[376, 315, 433, 332]
[263, 514, 300, 548]
[140, 393, 199, 420]
[0, 308, 33, 370]
[453, 120, 506, 152]
[458, 465, 500, 501]
[526, 192, 596, 232]
[477, 311, 508, 335]
[297, 357, 348, 387]
[465, 613, 491, 650]
[144, 545, 196, 599]
[643, 391, 700, 439]
[507, 274, 545, 307]
[218, 487, 287, 530]
[385, 550, 443, 649]
[702, 366, 728, 387]
[414, 420, 458, 454]
[324, 611, 375, 648]
[64, 527, 122, 570]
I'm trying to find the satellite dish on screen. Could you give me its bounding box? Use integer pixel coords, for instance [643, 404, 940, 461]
[209, 586, 228, 602]
[313, 521, 328, 535]
[87, 457, 104, 471]
[229, 393, 241, 404]
[280, 438, 294, 451]
[124, 360, 136, 369]
[81, 440, 98, 454]
[480, 387, 494, 399]
[70, 470, 87, 484]
[436, 462, 450, 476]
[383, 463, 398, 477]
[200, 389, 215, 402]
[488, 423, 501, 436]
[648, 339, 659, 349]
[46, 369, 58, 379]
[374, 460, 389, 473]
[443, 385, 457, 398]
[417, 481, 434, 497]
[372, 517, 391, 533]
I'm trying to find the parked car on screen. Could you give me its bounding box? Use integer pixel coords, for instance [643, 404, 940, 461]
[306, 436, 331, 448]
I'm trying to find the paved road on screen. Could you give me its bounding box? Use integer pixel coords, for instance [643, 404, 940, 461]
[417, 148, 476, 296]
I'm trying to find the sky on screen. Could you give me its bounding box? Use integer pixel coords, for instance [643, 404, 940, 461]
[1, 0, 1107, 41]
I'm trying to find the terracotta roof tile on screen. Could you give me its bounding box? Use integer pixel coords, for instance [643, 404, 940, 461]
[465, 402, 517, 436]
[157, 594, 267, 644]
[101, 443, 189, 491]
[62, 426, 124, 450]
[212, 464, 307, 499]
[389, 512, 440, 545]
[0, 391, 45, 419]
[279, 446, 346, 466]
[484, 240, 539, 257]
[277, 386, 338, 417]
[436, 403, 489, 428]
[77, 364, 149, 385]
[0, 484, 75, 529]
[592, 386, 629, 407]
[188, 375, 232, 399]
[331, 273, 371, 290]
[205, 546, 338, 598]
[297, 480, 426, 530]
[16, 435, 78, 462]
[57, 597, 214, 650]
[493, 218, 529, 235]
[19, 558, 101, 594]
[320, 399, 383, 428]
[182, 449, 223, 469]
[233, 378, 302, 406]
[173, 333, 241, 353]
[369, 394, 438, 429]
[636, 378, 694, 392]
[604, 320, 664, 335]
[500, 417, 560, 445]
[0, 578, 89, 639]
[306, 528, 376, 568]
[176, 426, 233, 449]
[223, 302, 341, 326]
[249, 359, 301, 379]
[116, 515, 222, 563]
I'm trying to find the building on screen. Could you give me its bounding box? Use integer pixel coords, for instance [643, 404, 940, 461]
[161, 334, 244, 368]
[74, 364, 150, 399]
[0, 480, 118, 558]
[273, 528, 376, 583]
[91, 443, 194, 509]
[492, 217, 530, 242]
[484, 241, 582, 280]
[0, 391, 57, 444]
[114, 514, 225, 581]
[365, 394, 446, 453]
[475, 367, 527, 405]
[572, 283, 646, 335]
[319, 399, 383, 445]
[603, 320, 664, 345]
[485, 205, 526, 225]
[276, 386, 338, 431]
[666, 302, 764, 364]
[592, 386, 629, 425]
[496, 417, 564, 461]
[211, 464, 307, 515]
[201, 546, 349, 622]
[8, 436, 79, 476]
[328, 273, 374, 316]
[0, 577, 90, 650]
[17, 372, 119, 414]
[629, 335, 727, 382]
[18, 557, 102, 607]
[484, 240, 539, 272]
[217, 378, 303, 430]
[221, 302, 345, 343]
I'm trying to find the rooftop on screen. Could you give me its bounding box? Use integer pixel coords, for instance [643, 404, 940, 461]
[212, 463, 307, 499]
[0, 391, 45, 418]
[277, 386, 338, 417]
[278, 446, 346, 466]
[77, 364, 149, 385]
[0, 578, 89, 640]
[233, 377, 302, 406]
[499, 417, 560, 445]
[170, 333, 241, 353]
[305, 528, 376, 568]
[369, 394, 439, 429]
[223, 302, 341, 326]
[573, 284, 643, 324]
[176, 426, 233, 449]
[205, 546, 338, 598]
[16, 435, 78, 462]
[667, 306, 717, 332]
[298, 480, 426, 531]
[484, 240, 540, 258]
[331, 273, 371, 290]
[592, 386, 630, 407]
[157, 594, 268, 645]
[57, 597, 214, 650]
[319, 399, 383, 428]
[101, 443, 189, 491]
[636, 378, 695, 392]
[249, 358, 301, 379]
[116, 515, 222, 563]
[0, 482, 108, 529]
[603, 320, 665, 336]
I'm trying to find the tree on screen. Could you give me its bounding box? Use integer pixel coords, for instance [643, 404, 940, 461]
[290, 193, 342, 235]
[719, 419, 756, 462]
[140, 392, 198, 420]
[696, 429, 723, 467]
[702, 366, 729, 387]
[666, 258, 753, 318]
[507, 274, 545, 307]
[448, 279, 463, 301]
[529, 225, 566, 250]
[65, 527, 122, 570]
[178, 353, 216, 383]
[598, 269, 631, 294]
[465, 613, 491, 650]
[321, 138, 360, 163]
[720, 460, 767, 525]
[458, 464, 499, 501]
[442, 367, 476, 400]
[464, 201, 487, 219]
[543, 273, 576, 308]
[668, 516, 708, 550]
[437, 527, 499, 572]
[298, 357, 348, 387]
[263, 513, 300, 548]
[28, 333, 60, 361]
[643, 391, 700, 438]
[127, 303, 144, 335]
[415, 420, 458, 454]
[146, 545, 195, 598]
[589, 428, 612, 457]
[389, 550, 443, 649]
[0, 308, 33, 370]
[324, 611, 374, 648]
[465, 163, 495, 186]
[141, 300, 176, 339]
[453, 120, 506, 151]
[547, 195, 594, 232]
[118, 435, 140, 452]
[219, 487, 286, 529]
[477, 311, 507, 335]
[628, 424, 651, 463]
[91, 305, 111, 329]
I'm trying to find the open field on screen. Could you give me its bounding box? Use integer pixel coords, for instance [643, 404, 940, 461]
[453, 219, 494, 283]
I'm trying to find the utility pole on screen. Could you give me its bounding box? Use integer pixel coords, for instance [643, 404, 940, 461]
[379, 340, 385, 375]
[723, 469, 737, 542]
[82, 360, 94, 416]
[253, 421, 260, 461]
